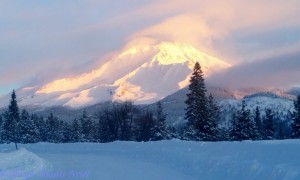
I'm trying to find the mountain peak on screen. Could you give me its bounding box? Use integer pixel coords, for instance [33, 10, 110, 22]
[1, 41, 231, 108]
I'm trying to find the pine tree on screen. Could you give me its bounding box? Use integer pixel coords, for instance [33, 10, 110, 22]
[262, 108, 275, 140]
[32, 115, 47, 142]
[80, 110, 95, 142]
[206, 94, 219, 141]
[45, 113, 60, 143]
[2, 90, 20, 149]
[19, 109, 40, 143]
[71, 118, 81, 142]
[151, 101, 171, 141]
[254, 106, 262, 140]
[230, 100, 254, 141]
[61, 122, 72, 143]
[230, 112, 241, 140]
[184, 62, 211, 141]
[292, 95, 300, 138]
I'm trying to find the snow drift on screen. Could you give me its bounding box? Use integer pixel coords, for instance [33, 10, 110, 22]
[0, 148, 49, 180]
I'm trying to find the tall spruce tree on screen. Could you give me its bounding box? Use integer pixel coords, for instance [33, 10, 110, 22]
[292, 95, 300, 138]
[184, 62, 215, 141]
[2, 90, 20, 149]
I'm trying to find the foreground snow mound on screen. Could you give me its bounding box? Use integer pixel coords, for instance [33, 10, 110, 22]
[0, 148, 49, 180]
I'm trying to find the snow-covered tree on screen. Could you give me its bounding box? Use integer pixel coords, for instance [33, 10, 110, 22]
[19, 109, 40, 143]
[262, 108, 275, 140]
[71, 118, 81, 142]
[32, 114, 47, 142]
[230, 100, 255, 141]
[184, 62, 216, 141]
[2, 90, 20, 149]
[151, 101, 172, 141]
[206, 94, 219, 141]
[45, 113, 61, 143]
[292, 95, 300, 138]
[80, 110, 95, 142]
[253, 106, 262, 140]
[61, 122, 72, 143]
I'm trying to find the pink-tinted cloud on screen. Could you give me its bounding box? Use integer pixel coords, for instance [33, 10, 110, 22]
[1, 0, 300, 95]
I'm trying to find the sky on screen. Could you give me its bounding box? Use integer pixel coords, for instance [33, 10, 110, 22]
[1, 0, 300, 95]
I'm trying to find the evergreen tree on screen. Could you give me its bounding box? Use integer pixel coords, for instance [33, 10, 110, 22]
[292, 95, 300, 138]
[230, 100, 254, 141]
[151, 101, 171, 141]
[184, 62, 212, 141]
[262, 108, 275, 140]
[45, 113, 61, 143]
[80, 110, 95, 142]
[230, 112, 241, 141]
[32, 115, 47, 142]
[206, 94, 219, 141]
[61, 122, 72, 143]
[2, 90, 20, 149]
[71, 118, 81, 142]
[19, 109, 40, 143]
[254, 106, 262, 140]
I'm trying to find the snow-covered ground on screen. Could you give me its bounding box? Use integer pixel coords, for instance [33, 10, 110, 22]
[1, 140, 300, 180]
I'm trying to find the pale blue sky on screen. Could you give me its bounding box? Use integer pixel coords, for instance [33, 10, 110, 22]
[1, 0, 300, 95]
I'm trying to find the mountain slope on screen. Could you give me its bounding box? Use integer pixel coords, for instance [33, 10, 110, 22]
[0, 42, 230, 108]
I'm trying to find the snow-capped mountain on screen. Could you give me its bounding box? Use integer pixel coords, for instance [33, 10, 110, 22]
[0, 42, 230, 108]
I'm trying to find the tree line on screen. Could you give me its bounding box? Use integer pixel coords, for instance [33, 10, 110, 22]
[0, 92, 177, 147]
[1, 62, 300, 147]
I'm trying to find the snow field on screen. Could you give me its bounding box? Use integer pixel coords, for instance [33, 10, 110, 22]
[1, 140, 300, 179]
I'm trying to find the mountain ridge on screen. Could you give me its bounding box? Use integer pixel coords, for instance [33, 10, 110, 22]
[0, 41, 230, 108]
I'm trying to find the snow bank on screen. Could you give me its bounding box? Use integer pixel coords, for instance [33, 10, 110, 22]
[0, 148, 49, 180]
